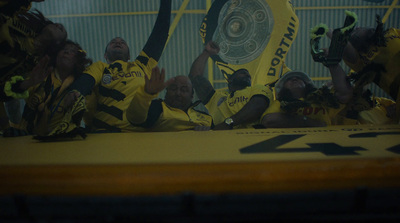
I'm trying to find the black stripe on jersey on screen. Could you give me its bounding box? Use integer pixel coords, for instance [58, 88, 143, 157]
[136, 56, 149, 66]
[135, 63, 147, 76]
[203, 90, 216, 105]
[97, 103, 123, 120]
[92, 118, 121, 133]
[135, 99, 163, 128]
[389, 74, 400, 101]
[191, 100, 211, 116]
[98, 85, 126, 101]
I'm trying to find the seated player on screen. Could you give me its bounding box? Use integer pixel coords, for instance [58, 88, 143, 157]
[3, 40, 92, 139]
[188, 41, 273, 130]
[126, 66, 212, 131]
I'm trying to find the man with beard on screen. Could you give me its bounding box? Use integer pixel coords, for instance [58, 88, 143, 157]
[188, 41, 273, 130]
[126, 67, 212, 132]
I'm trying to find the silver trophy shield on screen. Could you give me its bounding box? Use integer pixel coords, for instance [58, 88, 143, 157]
[213, 0, 274, 65]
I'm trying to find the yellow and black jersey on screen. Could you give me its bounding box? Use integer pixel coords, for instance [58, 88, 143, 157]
[126, 86, 212, 132]
[20, 71, 84, 136]
[72, 0, 171, 132]
[131, 99, 213, 132]
[347, 28, 400, 121]
[0, 9, 37, 89]
[262, 98, 345, 126]
[205, 85, 273, 129]
[84, 51, 157, 132]
[367, 29, 400, 101]
[358, 97, 397, 125]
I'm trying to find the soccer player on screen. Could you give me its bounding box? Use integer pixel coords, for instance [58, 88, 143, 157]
[261, 67, 353, 128]
[342, 25, 400, 123]
[69, 0, 172, 132]
[188, 41, 273, 130]
[126, 66, 212, 131]
[3, 40, 92, 138]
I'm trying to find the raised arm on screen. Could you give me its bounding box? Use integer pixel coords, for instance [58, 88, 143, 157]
[141, 0, 171, 61]
[328, 64, 353, 104]
[327, 29, 360, 69]
[126, 66, 174, 126]
[188, 41, 219, 103]
[325, 30, 353, 104]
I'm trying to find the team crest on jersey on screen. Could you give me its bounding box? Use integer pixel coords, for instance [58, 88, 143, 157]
[102, 74, 112, 85]
[217, 96, 227, 106]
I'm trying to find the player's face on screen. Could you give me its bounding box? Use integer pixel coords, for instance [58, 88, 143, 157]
[56, 44, 79, 69]
[283, 76, 306, 91]
[105, 37, 130, 62]
[229, 69, 251, 89]
[165, 76, 193, 111]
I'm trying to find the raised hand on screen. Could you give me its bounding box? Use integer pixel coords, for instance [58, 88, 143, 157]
[144, 66, 174, 95]
[63, 90, 81, 109]
[20, 55, 53, 90]
[205, 40, 220, 56]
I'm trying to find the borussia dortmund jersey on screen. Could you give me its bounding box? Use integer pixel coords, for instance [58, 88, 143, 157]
[358, 97, 397, 125]
[0, 10, 36, 88]
[262, 98, 345, 126]
[84, 51, 157, 132]
[155, 102, 212, 132]
[347, 28, 400, 121]
[127, 86, 212, 132]
[205, 85, 273, 129]
[20, 72, 85, 136]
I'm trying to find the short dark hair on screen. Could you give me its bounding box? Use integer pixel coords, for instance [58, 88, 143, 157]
[17, 9, 53, 35]
[229, 69, 250, 80]
[277, 83, 317, 101]
[48, 40, 92, 78]
[104, 37, 131, 61]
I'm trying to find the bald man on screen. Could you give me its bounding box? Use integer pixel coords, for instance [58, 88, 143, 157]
[126, 67, 212, 131]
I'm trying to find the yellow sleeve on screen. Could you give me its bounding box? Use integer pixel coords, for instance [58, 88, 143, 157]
[250, 84, 274, 100]
[261, 100, 281, 118]
[126, 86, 158, 125]
[375, 97, 395, 107]
[83, 62, 107, 85]
[135, 51, 158, 77]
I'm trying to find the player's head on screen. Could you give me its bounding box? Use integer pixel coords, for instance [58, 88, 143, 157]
[164, 76, 194, 111]
[104, 37, 130, 63]
[349, 27, 375, 53]
[21, 10, 67, 55]
[349, 15, 387, 54]
[275, 71, 316, 100]
[227, 68, 251, 92]
[55, 40, 92, 77]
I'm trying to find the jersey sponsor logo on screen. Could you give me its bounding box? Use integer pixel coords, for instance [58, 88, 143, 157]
[299, 106, 327, 115]
[228, 96, 249, 106]
[101, 66, 144, 84]
[111, 70, 144, 81]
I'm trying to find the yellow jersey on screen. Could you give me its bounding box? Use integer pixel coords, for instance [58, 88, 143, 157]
[206, 85, 273, 128]
[127, 86, 212, 132]
[84, 51, 157, 132]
